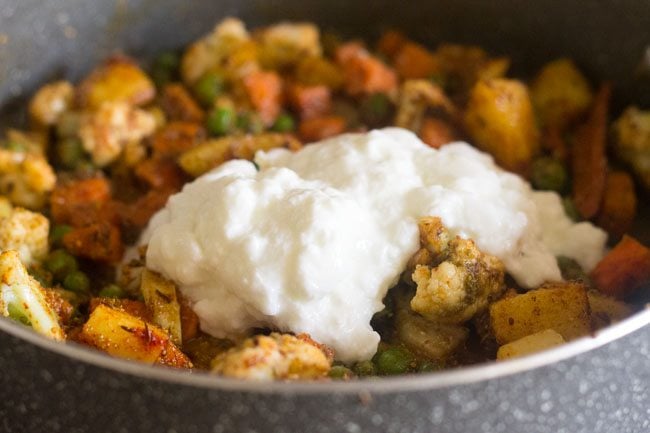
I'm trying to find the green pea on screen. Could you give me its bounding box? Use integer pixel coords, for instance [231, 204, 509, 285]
[359, 93, 391, 126]
[374, 347, 415, 375]
[151, 51, 180, 88]
[556, 256, 589, 282]
[99, 284, 126, 299]
[49, 224, 73, 247]
[5, 140, 25, 152]
[45, 249, 78, 281]
[206, 107, 235, 136]
[531, 157, 568, 192]
[237, 112, 265, 134]
[352, 360, 376, 377]
[56, 138, 85, 169]
[328, 365, 354, 380]
[63, 270, 90, 294]
[271, 113, 295, 133]
[562, 197, 581, 222]
[193, 72, 225, 107]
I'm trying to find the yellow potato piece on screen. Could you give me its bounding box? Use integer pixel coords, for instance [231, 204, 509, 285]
[496, 329, 565, 360]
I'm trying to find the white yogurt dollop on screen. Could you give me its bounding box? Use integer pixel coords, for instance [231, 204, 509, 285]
[143, 128, 607, 362]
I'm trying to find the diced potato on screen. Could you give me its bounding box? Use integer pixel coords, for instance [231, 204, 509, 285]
[530, 59, 593, 129]
[0, 207, 49, 266]
[80, 304, 170, 364]
[77, 58, 155, 109]
[140, 269, 182, 345]
[496, 329, 565, 360]
[28, 80, 75, 126]
[464, 78, 540, 174]
[258, 22, 321, 70]
[587, 291, 634, 330]
[178, 133, 301, 177]
[211, 332, 332, 380]
[489, 282, 592, 345]
[0, 250, 64, 340]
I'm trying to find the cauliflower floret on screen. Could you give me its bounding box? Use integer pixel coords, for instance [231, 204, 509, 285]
[0, 148, 56, 209]
[259, 22, 321, 69]
[28, 80, 74, 126]
[79, 101, 156, 166]
[613, 106, 650, 190]
[394, 80, 457, 132]
[0, 250, 65, 340]
[211, 333, 332, 380]
[410, 217, 505, 324]
[181, 17, 257, 85]
[0, 207, 49, 266]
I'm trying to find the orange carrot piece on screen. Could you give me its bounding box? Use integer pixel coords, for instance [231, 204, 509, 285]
[298, 115, 346, 142]
[160, 84, 205, 123]
[50, 177, 112, 227]
[151, 121, 206, 157]
[377, 30, 408, 59]
[335, 42, 398, 96]
[596, 171, 637, 239]
[134, 157, 186, 191]
[119, 189, 174, 228]
[571, 83, 610, 219]
[243, 70, 283, 126]
[419, 117, 457, 149]
[63, 221, 124, 264]
[287, 83, 332, 120]
[393, 42, 440, 79]
[590, 235, 650, 299]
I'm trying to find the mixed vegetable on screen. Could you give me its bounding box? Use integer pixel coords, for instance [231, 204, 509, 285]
[1, 18, 649, 380]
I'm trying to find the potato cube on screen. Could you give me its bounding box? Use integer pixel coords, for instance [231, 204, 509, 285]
[496, 329, 565, 360]
[489, 282, 592, 345]
[141, 269, 182, 345]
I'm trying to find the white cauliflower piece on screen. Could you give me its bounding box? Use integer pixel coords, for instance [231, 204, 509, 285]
[613, 106, 650, 190]
[79, 101, 156, 166]
[259, 22, 321, 69]
[410, 217, 505, 324]
[28, 80, 74, 126]
[211, 333, 332, 380]
[181, 17, 255, 85]
[0, 148, 56, 209]
[0, 207, 49, 266]
[0, 250, 65, 340]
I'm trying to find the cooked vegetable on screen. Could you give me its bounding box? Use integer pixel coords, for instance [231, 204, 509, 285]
[571, 83, 610, 219]
[206, 106, 235, 136]
[0, 250, 65, 340]
[595, 171, 637, 239]
[590, 235, 650, 299]
[44, 249, 78, 281]
[140, 269, 182, 345]
[0, 207, 49, 266]
[464, 78, 540, 174]
[392, 42, 439, 79]
[335, 42, 398, 96]
[192, 71, 225, 107]
[496, 329, 565, 360]
[62, 270, 90, 294]
[530, 157, 568, 192]
[0, 147, 56, 209]
[612, 106, 650, 190]
[587, 291, 634, 330]
[28, 80, 74, 126]
[298, 115, 346, 142]
[489, 282, 592, 345]
[374, 346, 416, 375]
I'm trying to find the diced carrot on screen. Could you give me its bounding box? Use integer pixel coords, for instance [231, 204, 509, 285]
[180, 295, 199, 342]
[160, 84, 205, 123]
[134, 157, 186, 191]
[377, 30, 408, 59]
[298, 115, 346, 142]
[591, 235, 650, 299]
[62, 221, 124, 264]
[243, 70, 283, 126]
[571, 83, 610, 219]
[119, 189, 174, 228]
[596, 171, 637, 239]
[393, 42, 440, 79]
[89, 298, 152, 321]
[151, 121, 206, 157]
[335, 42, 398, 96]
[287, 83, 331, 120]
[419, 117, 457, 149]
[50, 177, 112, 227]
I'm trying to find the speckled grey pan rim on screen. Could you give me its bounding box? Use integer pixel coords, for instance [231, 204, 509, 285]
[1, 308, 649, 393]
